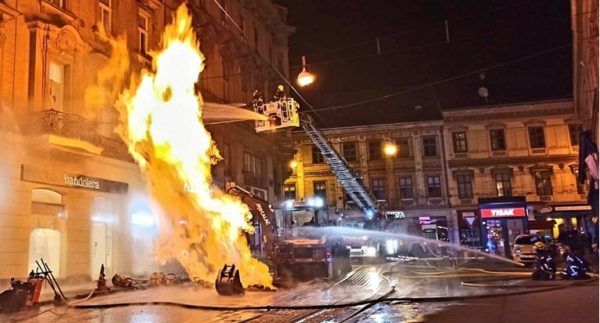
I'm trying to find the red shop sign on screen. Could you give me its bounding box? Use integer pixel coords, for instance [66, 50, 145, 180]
[481, 207, 526, 218]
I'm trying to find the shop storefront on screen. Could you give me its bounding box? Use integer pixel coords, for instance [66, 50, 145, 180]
[535, 203, 595, 241]
[479, 197, 528, 258]
[457, 210, 481, 249]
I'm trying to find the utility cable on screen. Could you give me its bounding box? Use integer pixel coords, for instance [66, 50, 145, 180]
[312, 43, 571, 112]
[210, 0, 329, 127]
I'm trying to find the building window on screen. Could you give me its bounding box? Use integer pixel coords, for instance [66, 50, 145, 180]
[452, 132, 468, 153]
[572, 168, 585, 194]
[44, 0, 65, 9]
[427, 176, 442, 198]
[283, 184, 296, 200]
[313, 181, 327, 201]
[99, 0, 111, 34]
[489, 129, 506, 151]
[138, 13, 149, 56]
[569, 124, 582, 146]
[397, 137, 410, 158]
[398, 177, 413, 199]
[243, 152, 262, 176]
[371, 178, 386, 200]
[534, 170, 553, 196]
[494, 173, 512, 197]
[48, 61, 65, 111]
[368, 140, 382, 160]
[312, 145, 324, 164]
[342, 142, 357, 162]
[422, 137, 438, 157]
[528, 126, 546, 148]
[456, 174, 473, 199]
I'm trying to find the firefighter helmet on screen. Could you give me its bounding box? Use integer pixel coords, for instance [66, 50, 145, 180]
[533, 241, 547, 251]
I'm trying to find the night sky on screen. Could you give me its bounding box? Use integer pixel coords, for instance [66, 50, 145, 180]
[275, 0, 573, 128]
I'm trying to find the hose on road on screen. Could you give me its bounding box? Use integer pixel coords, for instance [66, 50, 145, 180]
[68, 276, 597, 312]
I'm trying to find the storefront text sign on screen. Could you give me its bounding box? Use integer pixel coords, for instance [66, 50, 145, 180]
[480, 207, 526, 218]
[21, 165, 128, 194]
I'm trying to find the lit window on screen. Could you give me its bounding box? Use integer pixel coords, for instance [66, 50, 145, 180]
[313, 181, 327, 201]
[283, 184, 296, 200]
[138, 14, 149, 55]
[99, 0, 111, 34]
[452, 132, 468, 153]
[494, 173, 512, 197]
[528, 126, 546, 148]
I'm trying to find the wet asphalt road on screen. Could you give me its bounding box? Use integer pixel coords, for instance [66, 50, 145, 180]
[4, 258, 597, 323]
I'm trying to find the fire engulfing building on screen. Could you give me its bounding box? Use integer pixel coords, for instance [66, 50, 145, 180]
[0, 0, 293, 281]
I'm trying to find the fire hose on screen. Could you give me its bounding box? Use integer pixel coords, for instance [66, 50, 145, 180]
[25, 269, 599, 316]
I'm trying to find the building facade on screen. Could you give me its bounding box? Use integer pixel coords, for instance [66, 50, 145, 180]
[0, 0, 292, 280]
[286, 117, 457, 242]
[571, 0, 598, 141]
[443, 99, 592, 256]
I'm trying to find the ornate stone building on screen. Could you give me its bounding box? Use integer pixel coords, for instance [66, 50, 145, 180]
[571, 0, 598, 141]
[0, 0, 292, 280]
[285, 106, 458, 242]
[443, 99, 590, 254]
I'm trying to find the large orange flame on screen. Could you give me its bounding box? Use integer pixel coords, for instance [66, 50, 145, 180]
[116, 4, 272, 287]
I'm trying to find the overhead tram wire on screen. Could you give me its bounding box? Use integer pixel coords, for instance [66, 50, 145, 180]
[311, 43, 572, 112]
[289, 13, 570, 70]
[211, 0, 329, 127]
[297, 0, 536, 60]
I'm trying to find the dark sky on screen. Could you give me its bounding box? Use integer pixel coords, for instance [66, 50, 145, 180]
[274, 0, 573, 128]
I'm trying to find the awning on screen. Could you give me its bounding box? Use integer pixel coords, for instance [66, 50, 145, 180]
[528, 219, 556, 230]
[535, 202, 593, 218]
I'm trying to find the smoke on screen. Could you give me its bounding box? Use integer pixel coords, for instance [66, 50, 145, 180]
[83, 26, 130, 123]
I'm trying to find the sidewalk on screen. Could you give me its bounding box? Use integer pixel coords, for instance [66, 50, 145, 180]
[422, 281, 599, 323]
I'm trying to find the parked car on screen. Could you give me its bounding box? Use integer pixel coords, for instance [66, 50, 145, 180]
[512, 234, 549, 263]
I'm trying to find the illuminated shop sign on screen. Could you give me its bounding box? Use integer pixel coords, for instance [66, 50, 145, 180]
[21, 165, 128, 194]
[480, 207, 526, 218]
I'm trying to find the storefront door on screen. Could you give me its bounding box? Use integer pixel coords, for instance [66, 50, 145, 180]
[91, 222, 111, 278]
[485, 219, 506, 257]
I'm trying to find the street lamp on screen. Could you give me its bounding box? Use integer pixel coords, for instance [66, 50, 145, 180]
[297, 56, 316, 87]
[289, 160, 298, 169]
[384, 143, 398, 157]
[384, 142, 397, 211]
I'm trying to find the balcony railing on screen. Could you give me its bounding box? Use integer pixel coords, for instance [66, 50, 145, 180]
[27, 109, 130, 160]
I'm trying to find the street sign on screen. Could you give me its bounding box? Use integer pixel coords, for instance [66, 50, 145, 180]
[465, 216, 475, 226]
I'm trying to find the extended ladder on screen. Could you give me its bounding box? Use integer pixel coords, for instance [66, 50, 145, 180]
[300, 114, 379, 217]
